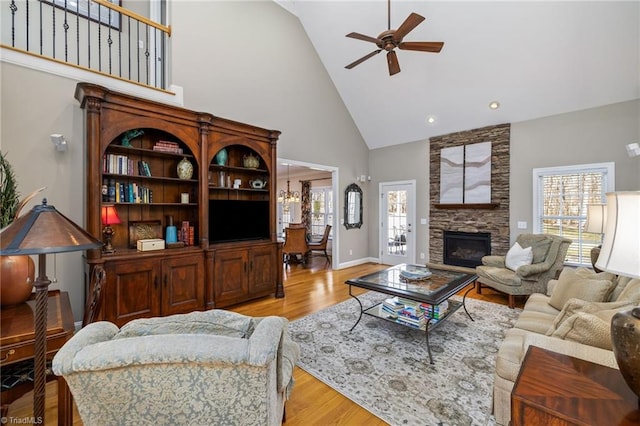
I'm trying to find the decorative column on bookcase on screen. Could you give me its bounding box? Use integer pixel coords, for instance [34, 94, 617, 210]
[82, 93, 104, 262]
[198, 113, 212, 248]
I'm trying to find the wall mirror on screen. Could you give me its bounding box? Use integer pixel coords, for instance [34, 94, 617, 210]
[344, 183, 363, 229]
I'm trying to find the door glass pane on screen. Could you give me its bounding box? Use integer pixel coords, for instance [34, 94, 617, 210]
[386, 190, 407, 255]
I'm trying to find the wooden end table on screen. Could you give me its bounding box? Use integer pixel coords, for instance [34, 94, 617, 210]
[512, 345, 640, 426]
[1, 291, 75, 425]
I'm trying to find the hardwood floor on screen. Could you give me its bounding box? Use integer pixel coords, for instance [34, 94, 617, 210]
[7, 257, 520, 425]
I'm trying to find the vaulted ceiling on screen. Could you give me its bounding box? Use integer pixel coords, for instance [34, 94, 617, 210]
[277, 1, 640, 150]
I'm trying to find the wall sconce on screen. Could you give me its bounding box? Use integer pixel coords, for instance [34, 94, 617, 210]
[101, 204, 121, 253]
[626, 142, 640, 158]
[50, 134, 67, 152]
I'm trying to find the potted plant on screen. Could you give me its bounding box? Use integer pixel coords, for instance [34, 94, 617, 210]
[0, 151, 37, 306]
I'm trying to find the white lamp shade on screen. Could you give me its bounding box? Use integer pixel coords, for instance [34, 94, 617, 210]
[595, 191, 640, 278]
[584, 204, 607, 234]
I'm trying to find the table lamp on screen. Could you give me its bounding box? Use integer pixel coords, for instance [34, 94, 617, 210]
[101, 204, 121, 253]
[584, 203, 607, 271]
[0, 199, 102, 423]
[594, 191, 640, 405]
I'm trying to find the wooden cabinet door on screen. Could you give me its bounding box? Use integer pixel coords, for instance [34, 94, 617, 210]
[161, 255, 205, 315]
[104, 259, 161, 327]
[213, 249, 249, 306]
[249, 245, 277, 296]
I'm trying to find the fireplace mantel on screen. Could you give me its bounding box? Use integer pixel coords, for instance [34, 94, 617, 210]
[434, 203, 499, 210]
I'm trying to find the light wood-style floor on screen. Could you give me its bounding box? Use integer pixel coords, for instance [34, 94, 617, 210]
[8, 256, 520, 425]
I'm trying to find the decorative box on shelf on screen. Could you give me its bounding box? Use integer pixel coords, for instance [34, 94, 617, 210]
[137, 239, 165, 252]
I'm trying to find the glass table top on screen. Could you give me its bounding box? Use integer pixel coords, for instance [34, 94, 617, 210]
[346, 264, 477, 305]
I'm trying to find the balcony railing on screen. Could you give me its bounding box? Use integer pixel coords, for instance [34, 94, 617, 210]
[2, 0, 170, 91]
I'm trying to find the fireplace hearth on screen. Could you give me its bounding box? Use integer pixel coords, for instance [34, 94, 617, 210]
[443, 231, 491, 268]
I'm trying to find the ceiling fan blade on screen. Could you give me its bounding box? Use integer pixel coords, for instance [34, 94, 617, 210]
[398, 41, 444, 53]
[345, 49, 382, 69]
[387, 50, 400, 76]
[394, 13, 425, 41]
[346, 32, 381, 44]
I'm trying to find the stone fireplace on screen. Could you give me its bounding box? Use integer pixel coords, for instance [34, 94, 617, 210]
[429, 124, 511, 266]
[443, 231, 491, 268]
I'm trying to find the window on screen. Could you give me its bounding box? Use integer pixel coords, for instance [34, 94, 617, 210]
[310, 187, 333, 238]
[533, 162, 615, 266]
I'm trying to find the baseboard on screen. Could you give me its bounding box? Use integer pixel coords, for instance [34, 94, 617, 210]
[337, 257, 379, 270]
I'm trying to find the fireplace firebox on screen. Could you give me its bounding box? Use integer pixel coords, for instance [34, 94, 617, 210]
[443, 231, 491, 268]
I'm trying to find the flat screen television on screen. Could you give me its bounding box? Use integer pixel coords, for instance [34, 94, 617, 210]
[209, 199, 270, 243]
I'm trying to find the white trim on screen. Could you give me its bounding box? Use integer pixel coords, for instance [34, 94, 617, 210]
[379, 179, 417, 265]
[1, 46, 184, 106]
[278, 158, 339, 269]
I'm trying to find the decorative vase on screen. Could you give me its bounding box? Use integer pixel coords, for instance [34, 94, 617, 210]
[611, 307, 640, 405]
[0, 255, 35, 306]
[215, 148, 228, 166]
[243, 153, 259, 169]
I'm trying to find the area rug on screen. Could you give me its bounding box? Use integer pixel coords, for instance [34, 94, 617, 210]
[289, 292, 521, 426]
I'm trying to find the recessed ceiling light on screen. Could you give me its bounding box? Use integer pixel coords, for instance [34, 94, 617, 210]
[489, 101, 500, 110]
[426, 115, 437, 124]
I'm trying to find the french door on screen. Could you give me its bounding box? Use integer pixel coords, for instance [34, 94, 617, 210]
[379, 181, 416, 265]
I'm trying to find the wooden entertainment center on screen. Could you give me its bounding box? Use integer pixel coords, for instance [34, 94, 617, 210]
[77, 83, 283, 326]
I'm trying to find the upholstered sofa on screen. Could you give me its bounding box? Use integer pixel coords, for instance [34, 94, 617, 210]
[493, 267, 640, 425]
[53, 310, 300, 426]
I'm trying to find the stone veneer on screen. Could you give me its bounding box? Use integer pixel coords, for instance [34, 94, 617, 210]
[429, 123, 510, 264]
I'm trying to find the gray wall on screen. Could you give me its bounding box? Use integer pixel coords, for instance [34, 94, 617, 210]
[0, 1, 370, 321]
[369, 99, 640, 263]
[1, 0, 638, 320]
[509, 99, 640, 241]
[169, 0, 371, 266]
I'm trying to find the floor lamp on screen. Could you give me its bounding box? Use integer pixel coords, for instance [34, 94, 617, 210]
[0, 199, 101, 423]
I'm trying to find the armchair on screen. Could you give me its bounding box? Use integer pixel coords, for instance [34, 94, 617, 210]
[52, 309, 300, 426]
[476, 233, 572, 308]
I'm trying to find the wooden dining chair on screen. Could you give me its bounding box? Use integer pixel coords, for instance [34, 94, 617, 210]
[308, 225, 332, 263]
[282, 227, 310, 266]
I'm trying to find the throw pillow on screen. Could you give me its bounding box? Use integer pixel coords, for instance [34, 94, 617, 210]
[615, 278, 640, 304]
[546, 298, 632, 336]
[114, 310, 253, 339]
[548, 268, 615, 310]
[551, 305, 633, 350]
[505, 242, 533, 271]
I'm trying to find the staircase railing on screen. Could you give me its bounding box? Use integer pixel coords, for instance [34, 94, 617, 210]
[2, 0, 171, 91]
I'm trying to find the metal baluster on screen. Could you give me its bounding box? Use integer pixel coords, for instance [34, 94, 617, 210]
[9, 0, 17, 48]
[145, 25, 149, 84]
[87, 0, 90, 70]
[107, 8, 112, 74]
[118, 13, 122, 78]
[136, 20, 140, 83]
[127, 16, 131, 80]
[160, 30, 165, 89]
[76, 1, 79, 65]
[97, 2, 101, 71]
[63, 0, 69, 62]
[51, 0, 55, 58]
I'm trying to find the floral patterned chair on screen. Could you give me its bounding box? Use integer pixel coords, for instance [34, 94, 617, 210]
[52, 309, 299, 425]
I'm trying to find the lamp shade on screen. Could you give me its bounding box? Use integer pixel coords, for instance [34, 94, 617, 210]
[101, 204, 121, 226]
[0, 199, 102, 255]
[595, 191, 640, 278]
[584, 204, 607, 234]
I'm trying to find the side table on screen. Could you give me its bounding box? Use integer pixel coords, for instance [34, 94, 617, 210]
[1, 291, 75, 425]
[512, 345, 639, 426]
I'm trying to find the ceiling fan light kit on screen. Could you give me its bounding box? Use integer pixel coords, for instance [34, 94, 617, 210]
[345, 0, 444, 76]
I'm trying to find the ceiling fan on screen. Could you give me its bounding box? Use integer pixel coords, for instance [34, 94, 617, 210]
[345, 0, 444, 76]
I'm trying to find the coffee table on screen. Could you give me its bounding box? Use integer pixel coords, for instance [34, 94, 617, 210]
[345, 263, 477, 364]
